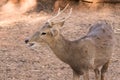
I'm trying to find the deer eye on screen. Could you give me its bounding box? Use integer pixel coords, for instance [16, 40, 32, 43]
[41, 32, 46, 35]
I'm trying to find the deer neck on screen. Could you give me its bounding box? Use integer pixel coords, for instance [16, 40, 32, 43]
[48, 34, 70, 63]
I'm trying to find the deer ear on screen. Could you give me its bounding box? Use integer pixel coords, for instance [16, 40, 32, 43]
[50, 28, 58, 37]
[57, 21, 65, 27]
[50, 22, 54, 26]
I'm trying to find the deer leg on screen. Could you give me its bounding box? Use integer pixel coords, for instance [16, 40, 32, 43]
[94, 68, 100, 80]
[73, 71, 80, 80]
[83, 71, 89, 80]
[101, 61, 109, 80]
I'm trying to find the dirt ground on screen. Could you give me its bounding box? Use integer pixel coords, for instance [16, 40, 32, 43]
[0, 3, 120, 80]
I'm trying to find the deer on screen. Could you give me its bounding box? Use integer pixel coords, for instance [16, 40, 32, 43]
[25, 5, 114, 80]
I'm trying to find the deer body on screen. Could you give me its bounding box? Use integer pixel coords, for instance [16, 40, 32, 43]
[26, 22, 114, 80]
[45, 22, 113, 76]
[47, 33, 95, 74]
[25, 7, 114, 80]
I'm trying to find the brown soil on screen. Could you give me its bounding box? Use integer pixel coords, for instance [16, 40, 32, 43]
[0, 3, 120, 80]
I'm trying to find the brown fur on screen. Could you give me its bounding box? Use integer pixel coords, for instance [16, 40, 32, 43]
[25, 20, 114, 80]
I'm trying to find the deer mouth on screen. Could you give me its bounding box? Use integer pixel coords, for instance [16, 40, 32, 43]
[28, 42, 35, 47]
[25, 39, 36, 47]
[25, 42, 35, 47]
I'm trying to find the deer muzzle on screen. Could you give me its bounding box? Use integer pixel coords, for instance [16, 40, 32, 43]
[25, 39, 35, 47]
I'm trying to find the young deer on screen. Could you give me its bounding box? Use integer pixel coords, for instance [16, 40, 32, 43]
[25, 6, 114, 80]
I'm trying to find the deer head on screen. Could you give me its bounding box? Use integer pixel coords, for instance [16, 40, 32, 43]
[25, 5, 72, 46]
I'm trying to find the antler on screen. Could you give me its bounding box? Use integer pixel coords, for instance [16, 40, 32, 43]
[60, 8, 72, 22]
[47, 4, 72, 23]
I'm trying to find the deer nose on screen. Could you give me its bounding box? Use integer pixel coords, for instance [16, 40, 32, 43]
[25, 39, 29, 44]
